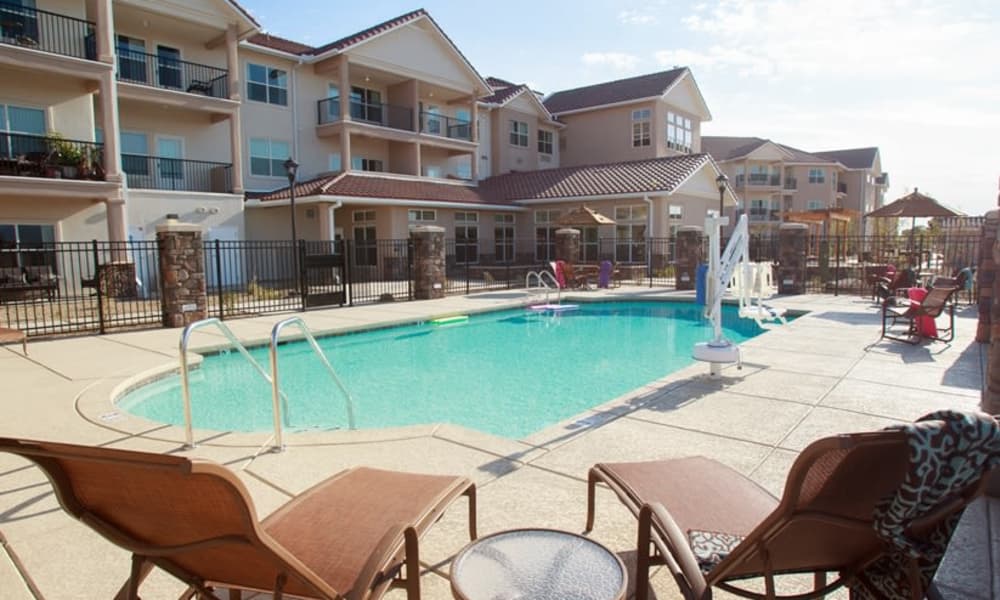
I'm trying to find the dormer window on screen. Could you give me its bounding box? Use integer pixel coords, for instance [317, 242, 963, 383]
[631, 109, 651, 147]
[666, 112, 692, 153]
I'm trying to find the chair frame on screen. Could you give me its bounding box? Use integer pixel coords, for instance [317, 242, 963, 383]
[586, 430, 987, 600]
[881, 286, 958, 345]
[0, 438, 477, 600]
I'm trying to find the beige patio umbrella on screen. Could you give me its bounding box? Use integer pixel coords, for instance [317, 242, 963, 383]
[865, 187, 963, 255]
[556, 206, 616, 227]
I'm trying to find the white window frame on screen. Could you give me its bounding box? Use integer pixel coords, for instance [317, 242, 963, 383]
[247, 63, 288, 106]
[408, 209, 436, 225]
[808, 168, 825, 184]
[351, 156, 384, 172]
[808, 199, 825, 210]
[631, 109, 651, 147]
[614, 204, 647, 263]
[248, 137, 290, 178]
[328, 153, 342, 172]
[666, 111, 692, 153]
[509, 120, 528, 147]
[494, 214, 515, 263]
[537, 129, 553, 154]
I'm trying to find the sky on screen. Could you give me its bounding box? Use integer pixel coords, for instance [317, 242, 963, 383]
[240, 0, 1000, 216]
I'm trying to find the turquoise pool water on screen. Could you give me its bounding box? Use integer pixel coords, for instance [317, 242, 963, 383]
[119, 301, 767, 438]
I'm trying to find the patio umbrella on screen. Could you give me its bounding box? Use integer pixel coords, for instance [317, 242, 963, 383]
[864, 187, 963, 257]
[556, 206, 616, 227]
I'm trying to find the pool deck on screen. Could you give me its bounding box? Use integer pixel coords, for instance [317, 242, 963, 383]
[0, 287, 995, 599]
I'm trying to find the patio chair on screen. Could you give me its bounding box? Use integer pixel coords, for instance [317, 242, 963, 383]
[0, 437, 477, 600]
[561, 262, 590, 289]
[585, 410, 1000, 600]
[873, 266, 917, 302]
[881, 285, 959, 344]
[0, 324, 26, 354]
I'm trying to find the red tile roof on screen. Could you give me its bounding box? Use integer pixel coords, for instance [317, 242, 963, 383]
[480, 84, 527, 105]
[478, 154, 712, 201]
[246, 33, 314, 55]
[253, 155, 716, 206]
[543, 68, 687, 114]
[701, 136, 834, 164]
[311, 9, 428, 55]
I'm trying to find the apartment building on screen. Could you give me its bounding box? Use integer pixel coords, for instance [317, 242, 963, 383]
[544, 68, 712, 167]
[478, 76, 563, 179]
[0, 0, 259, 249]
[702, 137, 889, 235]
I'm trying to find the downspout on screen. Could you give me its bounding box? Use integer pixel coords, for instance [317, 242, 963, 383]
[327, 199, 342, 242]
[291, 56, 305, 162]
[643, 193, 654, 280]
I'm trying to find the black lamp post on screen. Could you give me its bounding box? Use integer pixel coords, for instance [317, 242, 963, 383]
[284, 157, 299, 243]
[715, 173, 728, 217]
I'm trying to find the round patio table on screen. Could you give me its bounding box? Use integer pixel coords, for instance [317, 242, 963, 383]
[450, 528, 626, 600]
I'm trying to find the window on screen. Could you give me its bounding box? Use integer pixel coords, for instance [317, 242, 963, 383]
[537, 129, 553, 154]
[0, 104, 46, 158]
[509, 120, 528, 147]
[351, 156, 383, 172]
[666, 111, 692, 153]
[423, 165, 442, 178]
[808, 200, 825, 210]
[328, 153, 341, 172]
[247, 63, 287, 106]
[324, 85, 340, 122]
[494, 214, 515, 263]
[454, 212, 478, 264]
[456, 162, 472, 180]
[352, 210, 377, 267]
[120, 131, 150, 176]
[249, 138, 289, 177]
[631, 109, 651, 147]
[534, 209, 560, 261]
[408, 209, 436, 225]
[423, 105, 442, 135]
[156, 45, 181, 89]
[668, 205, 683, 236]
[581, 227, 599, 262]
[0, 223, 56, 270]
[116, 35, 147, 83]
[614, 204, 647, 263]
[808, 168, 825, 184]
[350, 86, 383, 124]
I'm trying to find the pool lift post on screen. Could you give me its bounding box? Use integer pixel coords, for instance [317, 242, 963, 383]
[693, 210, 742, 377]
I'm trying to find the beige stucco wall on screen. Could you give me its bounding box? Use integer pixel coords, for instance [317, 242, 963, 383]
[0, 195, 108, 240]
[238, 48, 296, 193]
[788, 165, 837, 211]
[115, 99, 231, 162]
[557, 101, 658, 167]
[0, 67, 96, 140]
[125, 190, 244, 240]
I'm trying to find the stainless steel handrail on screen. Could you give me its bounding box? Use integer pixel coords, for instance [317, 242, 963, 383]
[179, 318, 285, 449]
[525, 270, 561, 304]
[270, 317, 357, 451]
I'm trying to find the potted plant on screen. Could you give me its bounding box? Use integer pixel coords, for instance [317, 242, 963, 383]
[47, 132, 84, 179]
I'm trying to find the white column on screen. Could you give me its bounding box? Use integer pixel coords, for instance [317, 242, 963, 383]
[226, 24, 240, 101]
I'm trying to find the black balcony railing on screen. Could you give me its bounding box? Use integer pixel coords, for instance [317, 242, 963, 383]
[350, 100, 413, 131]
[0, 132, 104, 180]
[745, 173, 781, 186]
[0, 1, 96, 60]
[420, 112, 471, 141]
[122, 155, 231, 192]
[837, 182, 848, 194]
[784, 177, 797, 190]
[317, 97, 340, 125]
[116, 48, 229, 98]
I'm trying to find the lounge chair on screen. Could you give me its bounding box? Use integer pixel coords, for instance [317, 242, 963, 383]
[585, 410, 1000, 600]
[0, 437, 477, 600]
[0, 324, 26, 354]
[560, 261, 590, 289]
[881, 285, 958, 344]
[873, 266, 917, 302]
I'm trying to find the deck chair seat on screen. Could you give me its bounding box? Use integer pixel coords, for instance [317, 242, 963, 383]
[0, 438, 477, 600]
[0, 326, 26, 354]
[881, 285, 958, 344]
[587, 411, 1000, 600]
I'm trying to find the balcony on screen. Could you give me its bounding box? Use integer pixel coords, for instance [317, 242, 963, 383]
[420, 112, 471, 141]
[117, 49, 228, 98]
[0, 132, 103, 180]
[837, 182, 848, 194]
[784, 177, 797, 190]
[316, 97, 413, 131]
[0, 2, 96, 61]
[735, 173, 781, 187]
[122, 155, 231, 192]
[749, 207, 781, 222]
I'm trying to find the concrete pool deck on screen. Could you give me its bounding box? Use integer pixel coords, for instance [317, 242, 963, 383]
[0, 287, 995, 599]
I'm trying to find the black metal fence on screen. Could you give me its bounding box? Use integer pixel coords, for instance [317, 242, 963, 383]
[122, 155, 232, 192]
[0, 1, 96, 60]
[116, 48, 229, 98]
[2, 233, 982, 337]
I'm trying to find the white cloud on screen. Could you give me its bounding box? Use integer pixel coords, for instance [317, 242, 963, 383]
[618, 9, 658, 25]
[581, 52, 640, 72]
[654, 46, 774, 78]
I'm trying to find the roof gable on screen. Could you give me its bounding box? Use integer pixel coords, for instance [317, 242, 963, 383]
[814, 147, 880, 170]
[661, 70, 712, 120]
[543, 67, 688, 115]
[744, 141, 792, 161]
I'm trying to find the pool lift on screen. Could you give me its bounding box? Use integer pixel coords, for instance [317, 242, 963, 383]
[694, 212, 786, 377]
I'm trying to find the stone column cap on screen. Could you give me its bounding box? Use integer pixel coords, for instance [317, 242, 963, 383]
[984, 209, 999, 220]
[555, 228, 581, 235]
[411, 225, 445, 234]
[677, 225, 704, 233]
[156, 223, 203, 234]
[779, 222, 809, 231]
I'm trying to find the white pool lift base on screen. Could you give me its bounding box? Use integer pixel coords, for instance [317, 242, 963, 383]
[693, 340, 742, 377]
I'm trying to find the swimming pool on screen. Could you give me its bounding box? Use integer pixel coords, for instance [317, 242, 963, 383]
[118, 301, 768, 438]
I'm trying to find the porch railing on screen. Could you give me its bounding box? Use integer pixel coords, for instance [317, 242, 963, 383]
[0, 1, 96, 60]
[116, 48, 229, 98]
[122, 155, 232, 192]
[420, 112, 471, 141]
[0, 132, 104, 180]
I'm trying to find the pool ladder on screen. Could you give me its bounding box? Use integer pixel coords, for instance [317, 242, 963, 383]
[525, 270, 561, 304]
[179, 317, 356, 452]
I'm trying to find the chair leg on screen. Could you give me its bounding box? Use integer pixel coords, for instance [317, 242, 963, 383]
[636, 505, 653, 600]
[585, 468, 598, 533]
[404, 527, 421, 600]
[465, 485, 478, 540]
[113, 554, 153, 600]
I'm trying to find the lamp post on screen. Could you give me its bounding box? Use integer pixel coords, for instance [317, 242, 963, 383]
[715, 173, 728, 217]
[284, 157, 300, 295]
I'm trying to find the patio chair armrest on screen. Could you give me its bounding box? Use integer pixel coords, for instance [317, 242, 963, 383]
[347, 523, 408, 600]
[644, 502, 709, 599]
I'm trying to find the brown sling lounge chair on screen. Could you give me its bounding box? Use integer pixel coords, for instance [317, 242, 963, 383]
[585, 410, 1000, 600]
[881, 285, 958, 344]
[0, 437, 477, 600]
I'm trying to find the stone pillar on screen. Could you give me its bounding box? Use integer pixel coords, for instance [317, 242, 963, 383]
[156, 220, 207, 328]
[976, 210, 998, 342]
[778, 223, 809, 294]
[554, 228, 581, 263]
[985, 216, 1000, 415]
[411, 225, 445, 300]
[674, 226, 704, 290]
